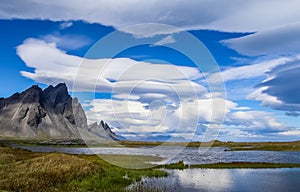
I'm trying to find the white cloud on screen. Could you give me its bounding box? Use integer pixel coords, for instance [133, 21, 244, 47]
[223, 23, 300, 56]
[42, 33, 91, 50]
[85, 97, 236, 137]
[208, 56, 295, 83]
[226, 111, 286, 133]
[247, 59, 300, 115]
[17, 38, 204, 96]
[233, 106, 251, 111]
[1, 0, 300, 58]
[247, 87, 283, 107]
[17, 38, 290, 139]
[85, 96, 288, 139]
[152, 35, 175, 46]
[279, 129, 300, 136]
[60, 21, 73, 29]
[1, 0, 300, 35]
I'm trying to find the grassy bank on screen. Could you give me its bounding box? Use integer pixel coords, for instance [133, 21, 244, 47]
[2, 138, 300, 151]
[121, 140, 300, 151]
[160, 160, 300, 169]
[0, 146, 166, 192]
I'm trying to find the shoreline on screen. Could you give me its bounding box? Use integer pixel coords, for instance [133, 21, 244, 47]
[1, 144, 300, 191]
[3, 142, 300, 169]
[2, 138, 300, 151]
[160, 160, 300, 169]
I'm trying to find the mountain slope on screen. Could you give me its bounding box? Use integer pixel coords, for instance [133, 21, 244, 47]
[0, 83, 118, 140]
[88, 120, 120, 140]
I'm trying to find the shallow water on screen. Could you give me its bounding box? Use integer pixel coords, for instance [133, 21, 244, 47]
[17, 145, 300, 164]
[19, 145, 300, 191]
[128, 168, 300, 192]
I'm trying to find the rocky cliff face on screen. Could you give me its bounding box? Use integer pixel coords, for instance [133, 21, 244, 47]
[0, 83, 118, 140]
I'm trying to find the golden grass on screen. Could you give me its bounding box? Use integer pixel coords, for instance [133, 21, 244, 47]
[0, 146, 166, 192]
[0, 150, 101, 192]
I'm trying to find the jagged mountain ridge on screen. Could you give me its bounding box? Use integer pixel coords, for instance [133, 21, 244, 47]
[88, 121, 119, 140]
[0, 83, 119, 140]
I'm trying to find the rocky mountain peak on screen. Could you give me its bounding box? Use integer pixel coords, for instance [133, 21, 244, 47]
[0, 83, 121, 140]
[41, 83, 70, 107]
[0, 83, 77, 137]
[88, 121, 119, 140]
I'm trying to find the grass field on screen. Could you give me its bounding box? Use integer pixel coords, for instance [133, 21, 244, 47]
[0, 146, 166, 192]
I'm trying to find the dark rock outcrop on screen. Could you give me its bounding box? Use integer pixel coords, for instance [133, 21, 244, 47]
[0, 83, 118, 140]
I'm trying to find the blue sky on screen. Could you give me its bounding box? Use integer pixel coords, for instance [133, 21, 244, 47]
[0, 1, 300, 141]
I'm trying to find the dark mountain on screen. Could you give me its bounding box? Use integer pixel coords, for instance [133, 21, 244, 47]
[0, 83, 118, 140]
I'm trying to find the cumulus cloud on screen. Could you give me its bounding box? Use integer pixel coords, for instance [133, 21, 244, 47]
[85, 97, 236, 139]
[226, 111, 286, 133]
[85, 96, 288, 139]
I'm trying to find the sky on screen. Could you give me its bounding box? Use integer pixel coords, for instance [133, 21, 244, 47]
[0, 0, 300, 141]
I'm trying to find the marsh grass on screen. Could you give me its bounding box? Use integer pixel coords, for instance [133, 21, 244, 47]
[94, 154, 164, 169]
[4, 139, 300, 151]
[109, 140, 300, 151]
[190, 162, 300, 169]
[0, 146, 166, 192]
[159, 161, 300, 169]
[0, 152, 100, 191]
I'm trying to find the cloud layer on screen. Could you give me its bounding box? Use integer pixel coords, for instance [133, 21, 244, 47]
[248, 59, 300, 116]
[16, 37, 290, 140]
[223, 23, 300, 56]
[1, 0, 300, 33]
[8, 0, 299, 139]
[17, 38, 204, 96]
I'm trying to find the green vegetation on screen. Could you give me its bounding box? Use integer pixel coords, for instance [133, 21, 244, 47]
[184, 140, 300, 151]
[93, 154, 163, 169]
[120, 140, 300, 151]
[160, 161, 300, 169]
[0, 146, 166, 192]
[3, 138, 300, 151]
[191, 162, 300, 169]
[224, 142, 300, 151]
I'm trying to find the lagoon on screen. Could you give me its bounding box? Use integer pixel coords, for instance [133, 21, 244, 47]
[128, 168, 300, 192]
[17, 145, 300, 164]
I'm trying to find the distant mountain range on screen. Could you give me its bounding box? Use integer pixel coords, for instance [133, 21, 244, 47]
[0, 83, 121, 141]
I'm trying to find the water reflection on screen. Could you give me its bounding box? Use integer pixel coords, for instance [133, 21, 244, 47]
[129, 168, 300, 192]
[176, 169, 232, 191]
